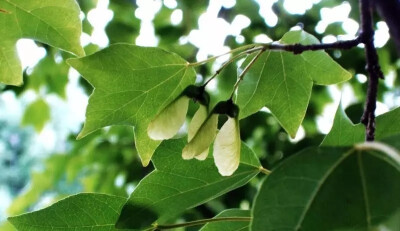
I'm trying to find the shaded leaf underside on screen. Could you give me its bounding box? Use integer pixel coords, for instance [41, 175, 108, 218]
[252, 144, 400, 231]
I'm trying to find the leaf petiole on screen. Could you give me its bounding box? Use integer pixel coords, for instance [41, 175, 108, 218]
[259, 166, 271, 175]
[152, 216, 252, 230]
[189, 44, 261, 67]
[230, 48, 266, 99]
[203, 46, 264, 87]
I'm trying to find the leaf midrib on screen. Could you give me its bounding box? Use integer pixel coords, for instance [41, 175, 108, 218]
[294, 149, 355, 230]
[357, 151, 372, 228]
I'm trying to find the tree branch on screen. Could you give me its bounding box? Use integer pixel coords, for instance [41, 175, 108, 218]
[265, 38, 361, 54]
[359, 0, 384, 141]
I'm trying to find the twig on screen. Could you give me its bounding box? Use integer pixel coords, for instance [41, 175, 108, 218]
[264, 38, 361, 54]
[359, 0, 384, 141]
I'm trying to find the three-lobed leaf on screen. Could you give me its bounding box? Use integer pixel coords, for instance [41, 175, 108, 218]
[252, 142, 400, 230]
[237, 29, 351, 137]
[0, 0, 84, 86]
[67, 44, 196, 166]
[8, 193, 128, 231]
[116, 138, 261, 229]
[321, 106, 400, 146]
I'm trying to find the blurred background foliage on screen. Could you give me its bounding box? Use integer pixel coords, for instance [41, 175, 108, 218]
[0, 0, 399, 230]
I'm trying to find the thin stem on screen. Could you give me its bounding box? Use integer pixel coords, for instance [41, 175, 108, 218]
[230, 49, 266, 99]
[154, 217, 251, 230]
[260, 166, 271, 175]
[189, 44, 259, 67]
[203, 46, 264, 87]
[359, 0, 384, 141]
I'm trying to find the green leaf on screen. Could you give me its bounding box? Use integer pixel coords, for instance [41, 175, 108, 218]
[116, 138, 261, 229]
[322, 106, 400, 146]
[0, 0, 84, 86]
[237, 30, 351, 137]
[381, 134, 400, 150]
[199, 209, 250, 231]
[252, 142, 400, 231]
[21, 98, 50, 132]
[28, 55, 69, 98]
[8, 193, 128, 231]
[67, 44, 196, 166]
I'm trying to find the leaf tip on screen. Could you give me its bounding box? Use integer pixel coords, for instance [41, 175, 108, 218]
[76, 131, 87, 140]
[7, 216, 17, 228]
[140, 157, 151, 167]
[286, 126, 299, 139]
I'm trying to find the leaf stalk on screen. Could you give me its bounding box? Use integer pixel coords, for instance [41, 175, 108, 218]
[230, 48, 266, 99]
[153, 217, 252, 230]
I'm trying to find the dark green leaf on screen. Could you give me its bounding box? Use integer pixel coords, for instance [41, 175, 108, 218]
[252, 143, 400, 231]
[116, 138, 261, 229]
[8, 193, 127, 231]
